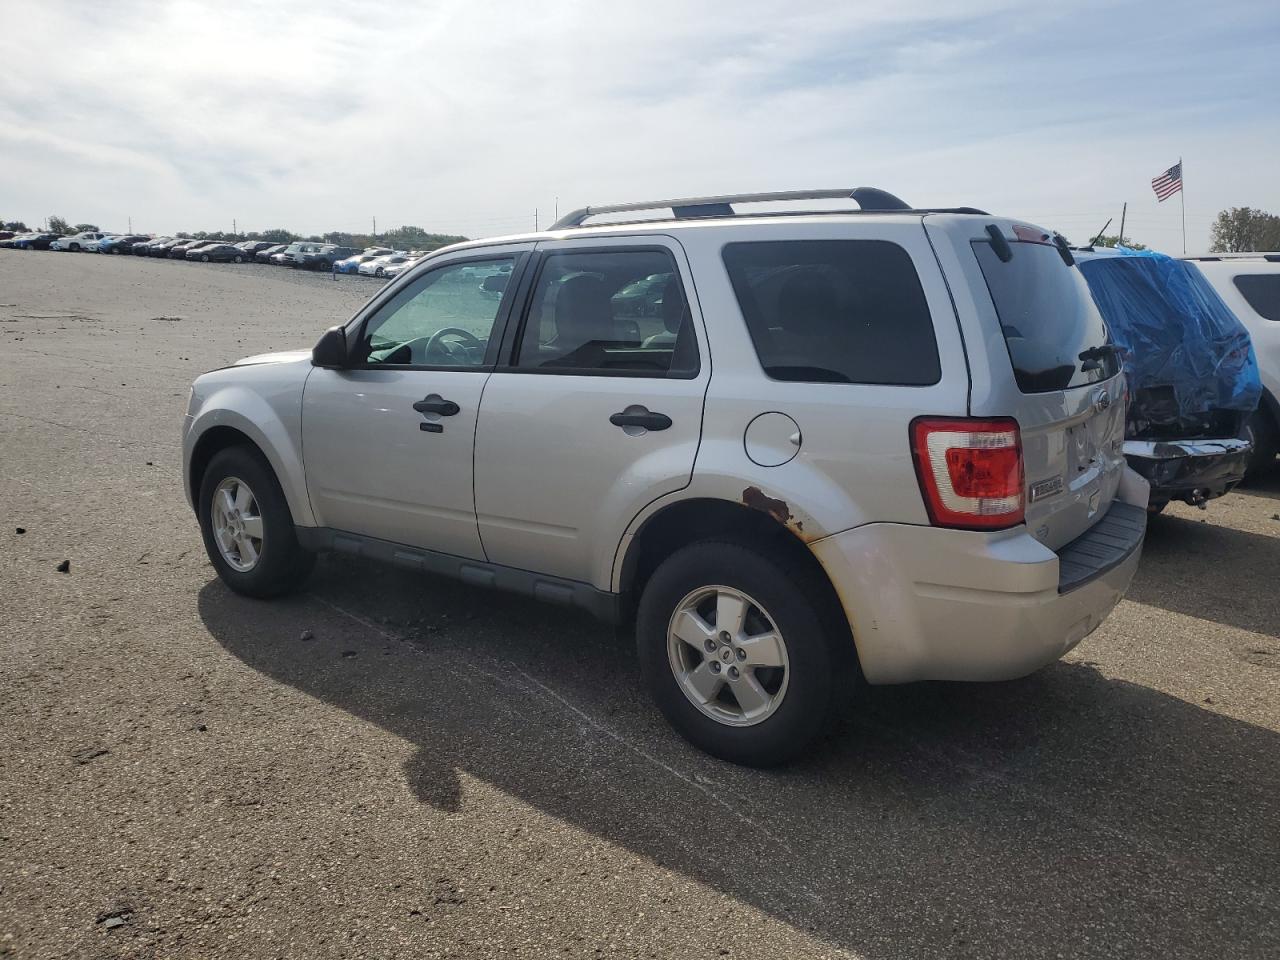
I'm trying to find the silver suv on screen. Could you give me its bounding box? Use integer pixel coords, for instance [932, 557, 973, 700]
[182, 188, 1149, 765]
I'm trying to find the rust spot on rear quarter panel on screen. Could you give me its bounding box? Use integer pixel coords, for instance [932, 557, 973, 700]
[742, 486, 790, 524]
[743, 486, 820, 542]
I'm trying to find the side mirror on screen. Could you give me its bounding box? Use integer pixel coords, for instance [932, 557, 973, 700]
[312, 325, 349, 368]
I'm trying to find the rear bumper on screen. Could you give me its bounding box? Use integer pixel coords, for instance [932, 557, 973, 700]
[1124, 437, 1250, 504]
[811, 483, 1147, 685]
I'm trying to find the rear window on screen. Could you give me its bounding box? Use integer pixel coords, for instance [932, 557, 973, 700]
[721, 240, 940, 385]
[972, 241, 1119, 393]
[1233, 274, 1280, 321]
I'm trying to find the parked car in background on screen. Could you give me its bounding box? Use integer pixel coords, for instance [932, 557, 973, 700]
[132, 237, 171, 256]
[381, 254, 425, 279]
[1075, 246, 1259, 512]
[168, 239, 213, 259]
[146, 238, 185, 257]
[299, 244, 360, 271]
[236, 241, 275, 257]
[255, 244, 288, 264]
[181, 187, 1150, 765]
[1186, 253, 1280, 479]
[51, 231, 106, 252]
[358, 252, 412, 277]
[187, 242, 250, 263]
[334, 252, 377, 274]
[0, 231, 14, 241]
[99, 234, 151, 254]
[12, 233, 61, 250]
[277, 242, 320, 268]
[335, 249, 395, 273]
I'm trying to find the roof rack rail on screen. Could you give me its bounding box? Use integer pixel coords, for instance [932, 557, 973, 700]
[1184, 252, 1280, 262]
[551, 187, 912, 229]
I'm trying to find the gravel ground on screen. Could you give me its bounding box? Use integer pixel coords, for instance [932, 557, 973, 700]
[1, 248, 1278, 960]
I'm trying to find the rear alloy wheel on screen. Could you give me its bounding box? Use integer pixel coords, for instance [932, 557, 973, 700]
[637, 541, 839, 766]
[667, 585, 791, 727]
[375, 267, 385, 277]
[200, 254, 210, 262]
[198, 446, 314, 598]
[233, 255, 243, 263]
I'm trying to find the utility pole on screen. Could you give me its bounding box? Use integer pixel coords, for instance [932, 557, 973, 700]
[534, 208, 539, 231]
[1118, 203, 1126, 246]
[233, 218, 237, 236]
[127, 216, 132, 233]
[372, 216, 377, 239]
[554, 196, 559, 222]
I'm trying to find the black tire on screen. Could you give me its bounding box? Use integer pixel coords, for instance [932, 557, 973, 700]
[69, 243, 80, 252]
[200, 254, 210, 262]
[1242, 408, 1278, 482]
[636, 541, 839, 766]
[198, 445, 314, 598]
[233, 255, 243, 264]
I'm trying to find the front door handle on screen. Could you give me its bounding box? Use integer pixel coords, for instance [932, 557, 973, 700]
[609, 408, 672, 431]
[413, 395, 460, 416]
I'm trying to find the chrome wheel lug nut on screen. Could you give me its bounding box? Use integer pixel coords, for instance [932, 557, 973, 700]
[704, 638, 716, 653]
[728, 666, 740, 680]
[736, 647, 747, 661]
[719, 631, 731, 644]
[710, 661, 722, 674]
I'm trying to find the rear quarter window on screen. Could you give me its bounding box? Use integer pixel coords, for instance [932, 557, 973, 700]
[1233, 274, 1280, 321]
[721, 240, 940, 385]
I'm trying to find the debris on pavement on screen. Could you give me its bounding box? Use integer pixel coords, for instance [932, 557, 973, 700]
[55, 559, 70, 573]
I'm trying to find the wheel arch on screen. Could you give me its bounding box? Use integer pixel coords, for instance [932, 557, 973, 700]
[185, 404, 314, 527]
[615, 497, 857, 670]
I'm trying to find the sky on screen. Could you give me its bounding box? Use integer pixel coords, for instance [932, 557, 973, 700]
[2, 0, 1277, 254]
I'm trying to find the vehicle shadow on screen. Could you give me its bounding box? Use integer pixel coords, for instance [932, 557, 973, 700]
[1237, 469, 1280, 501]
[1125, 511, 1280, 639]
[198, 561, 1280, 960]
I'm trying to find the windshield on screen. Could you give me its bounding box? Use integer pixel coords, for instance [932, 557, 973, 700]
[972, 240, 1119, 393]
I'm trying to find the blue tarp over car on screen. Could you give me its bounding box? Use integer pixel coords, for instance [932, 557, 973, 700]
[1077, 248, 1261, 437]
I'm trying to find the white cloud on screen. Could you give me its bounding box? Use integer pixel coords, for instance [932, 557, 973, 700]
[1, 0, 1276, 253]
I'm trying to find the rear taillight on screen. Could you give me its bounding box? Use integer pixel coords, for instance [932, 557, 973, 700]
[910, 417, 1025, 530]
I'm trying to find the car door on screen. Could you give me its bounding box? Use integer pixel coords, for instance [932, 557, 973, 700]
[302, 245, 531, 559]
[473, 236, 709, 585]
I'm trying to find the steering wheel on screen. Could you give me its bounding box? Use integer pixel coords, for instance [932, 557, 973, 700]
[423, 327, 482, 362]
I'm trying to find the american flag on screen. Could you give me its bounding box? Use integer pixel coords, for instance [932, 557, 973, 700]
[1151, 162, 1183, 201]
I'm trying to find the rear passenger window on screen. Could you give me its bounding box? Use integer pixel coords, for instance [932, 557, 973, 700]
[515, 249, 698, 377]
[1233, 274, 1280, 321]
[721, 240, 940, 385]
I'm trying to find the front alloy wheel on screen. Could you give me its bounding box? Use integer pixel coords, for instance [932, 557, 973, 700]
[667, 586, 789, 726]
[210, 476, 264, 571]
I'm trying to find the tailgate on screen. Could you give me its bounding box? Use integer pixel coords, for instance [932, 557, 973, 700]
[936, 218, 1128, 550]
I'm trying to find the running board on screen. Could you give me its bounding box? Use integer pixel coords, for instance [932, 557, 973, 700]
[294, 526, 622, 623]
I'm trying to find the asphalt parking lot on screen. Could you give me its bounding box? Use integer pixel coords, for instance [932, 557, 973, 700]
[1, 249, 1278, 960]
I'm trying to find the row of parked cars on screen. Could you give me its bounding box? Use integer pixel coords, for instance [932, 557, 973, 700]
[0, 229, 430, 278]
[175, 187, 1280, 764]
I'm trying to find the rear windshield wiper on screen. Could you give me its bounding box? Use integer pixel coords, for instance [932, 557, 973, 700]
[1078, 343, 1123, 371]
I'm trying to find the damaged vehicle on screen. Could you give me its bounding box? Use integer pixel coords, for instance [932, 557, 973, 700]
[183, 188, 1149, 766]
[1075, 247, 1261, 513]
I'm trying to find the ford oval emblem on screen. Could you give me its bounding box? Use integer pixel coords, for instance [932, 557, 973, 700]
[1094, 390, 1111, 413]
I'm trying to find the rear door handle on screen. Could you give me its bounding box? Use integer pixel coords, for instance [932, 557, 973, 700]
[609, 408, 672, 431]
[413, 395, 460, 416]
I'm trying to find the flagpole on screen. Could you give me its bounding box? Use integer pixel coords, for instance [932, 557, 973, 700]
[1179, 156, 1186, 254]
